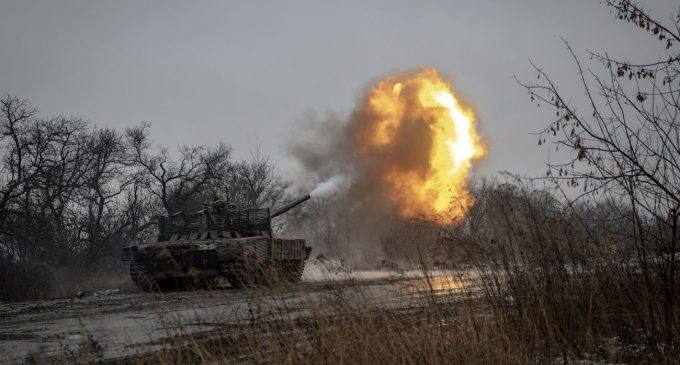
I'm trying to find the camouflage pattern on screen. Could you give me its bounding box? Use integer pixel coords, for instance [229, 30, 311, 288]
[122, 195, 311, 290]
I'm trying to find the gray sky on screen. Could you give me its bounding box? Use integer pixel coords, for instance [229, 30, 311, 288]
[1, 0, 677, 179]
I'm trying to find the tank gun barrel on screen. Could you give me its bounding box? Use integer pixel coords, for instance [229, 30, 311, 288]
[271, 194, 311, 218]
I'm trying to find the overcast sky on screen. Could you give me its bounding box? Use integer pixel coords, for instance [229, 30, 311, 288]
[1, 0, 677, 179]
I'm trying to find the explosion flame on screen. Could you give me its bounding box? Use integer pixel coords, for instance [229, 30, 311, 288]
[351, 67, 485, 223]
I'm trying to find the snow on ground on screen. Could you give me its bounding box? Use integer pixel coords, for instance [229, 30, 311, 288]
[302, 258, 459, 282]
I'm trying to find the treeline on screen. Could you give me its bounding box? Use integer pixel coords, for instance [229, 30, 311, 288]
[0, 95, 287, 300]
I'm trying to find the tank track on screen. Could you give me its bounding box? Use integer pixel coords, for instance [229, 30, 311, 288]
[129, 260, 188, 291]
[220, 260, 247, 289]
[219, 259, 305, 288]
[129, 260, 157, 292]
[131, 257, 305, 290]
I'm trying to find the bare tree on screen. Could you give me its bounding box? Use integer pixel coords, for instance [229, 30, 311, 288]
[0, 98, 94, 265]
[69, 127, 154, 261]
[227, 148, 288, 209]
[125, 122, 233, 215]
[0, 101, 262, 300]
[0, 96, 38, 232]
[518, 0, 680, 351]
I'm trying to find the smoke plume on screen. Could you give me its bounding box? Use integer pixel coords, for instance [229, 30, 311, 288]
[310, 175, 352, 199]
[285, 68, 485, 267]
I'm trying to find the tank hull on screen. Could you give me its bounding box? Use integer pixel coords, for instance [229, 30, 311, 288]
[122, 236, 311, 291]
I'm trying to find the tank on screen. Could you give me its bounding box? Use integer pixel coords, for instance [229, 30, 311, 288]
[121, 194, 312, 291]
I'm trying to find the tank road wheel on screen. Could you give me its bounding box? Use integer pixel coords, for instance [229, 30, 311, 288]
[129, 263, 157, 292]
[182, 271, 214, 291]
[221, 260, 247, 289]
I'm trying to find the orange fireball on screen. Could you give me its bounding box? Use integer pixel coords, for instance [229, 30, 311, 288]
[351, 67, 485, 223]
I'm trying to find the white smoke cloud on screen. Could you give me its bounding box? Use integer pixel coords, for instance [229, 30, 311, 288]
[310, 175, 351, 198]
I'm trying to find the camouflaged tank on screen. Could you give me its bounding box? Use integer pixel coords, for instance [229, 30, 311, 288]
[121, 195, 311, 291]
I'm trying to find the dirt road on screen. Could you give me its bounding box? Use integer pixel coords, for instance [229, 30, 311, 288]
[0, 268, 472, 364]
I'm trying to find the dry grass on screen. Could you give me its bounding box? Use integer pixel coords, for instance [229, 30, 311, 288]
[140, 182, 679, 364]
[94, 274, 663, 364]
[14, 182, 680, 364]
